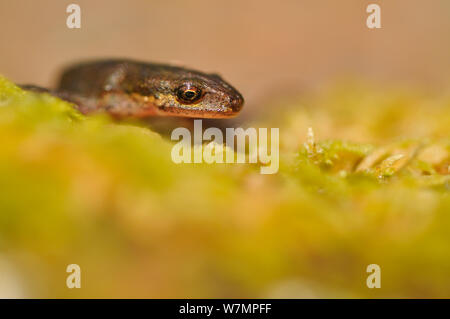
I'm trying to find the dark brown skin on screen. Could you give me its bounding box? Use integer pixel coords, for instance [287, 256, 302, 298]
[22, 59, 244, 119]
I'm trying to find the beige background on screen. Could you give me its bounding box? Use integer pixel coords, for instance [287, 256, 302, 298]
[1, 0, 449, 116]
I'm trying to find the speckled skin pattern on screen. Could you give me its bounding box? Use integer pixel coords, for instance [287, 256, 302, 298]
[53, 59, 244, 118]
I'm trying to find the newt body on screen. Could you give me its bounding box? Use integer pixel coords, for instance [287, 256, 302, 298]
[22, 59, 244, 119]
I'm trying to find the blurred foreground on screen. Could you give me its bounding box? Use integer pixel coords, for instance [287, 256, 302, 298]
[0, 76, 449, 298]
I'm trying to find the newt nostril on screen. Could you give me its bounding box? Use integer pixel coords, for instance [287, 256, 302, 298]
[230, 94, 244, 112]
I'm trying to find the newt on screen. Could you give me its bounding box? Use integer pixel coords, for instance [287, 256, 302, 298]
[21, 59, 244, 119]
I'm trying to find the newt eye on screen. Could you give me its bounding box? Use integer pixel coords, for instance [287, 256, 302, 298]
[176, 84, 203, 104]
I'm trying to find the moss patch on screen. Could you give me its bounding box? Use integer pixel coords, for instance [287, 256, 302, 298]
[0, 76, 449, 298]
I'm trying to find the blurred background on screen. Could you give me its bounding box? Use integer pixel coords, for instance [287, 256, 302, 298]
[1, 0, 450, 118]
[1, 0, 450, 299]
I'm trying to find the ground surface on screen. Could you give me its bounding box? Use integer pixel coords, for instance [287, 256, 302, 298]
[0, 76, 449, 298]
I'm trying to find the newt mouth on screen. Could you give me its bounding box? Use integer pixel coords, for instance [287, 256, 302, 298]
[157, 106, 240, 118]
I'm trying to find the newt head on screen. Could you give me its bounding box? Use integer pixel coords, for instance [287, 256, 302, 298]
[132, 65, 244, 119]
[56, 60, 244, 119]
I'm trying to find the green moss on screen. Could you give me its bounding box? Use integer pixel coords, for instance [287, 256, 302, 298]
[0, 75, 449, 298]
